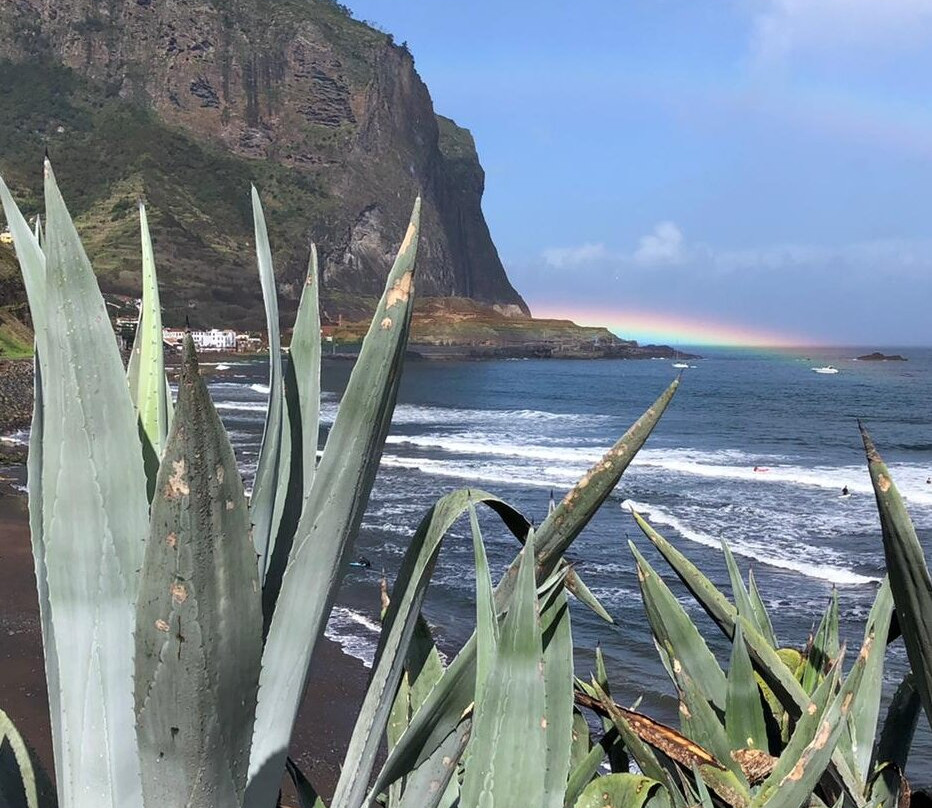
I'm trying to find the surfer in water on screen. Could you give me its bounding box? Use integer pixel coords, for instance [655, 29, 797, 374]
[841, 485, 850, 497]
[753, 465, 769, 473]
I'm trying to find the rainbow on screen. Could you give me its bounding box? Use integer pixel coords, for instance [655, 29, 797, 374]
[529, 304, 811, 348]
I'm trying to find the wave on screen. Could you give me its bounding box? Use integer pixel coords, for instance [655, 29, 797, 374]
[250, 384, 270, 395]
[0, 429, 30, 446]
[324, 606, 382, 668]
[381, 435, 932, 507]
[621, 499, 879, 586]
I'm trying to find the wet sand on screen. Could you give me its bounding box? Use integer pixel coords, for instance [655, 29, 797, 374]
[0, 484, 372, 803]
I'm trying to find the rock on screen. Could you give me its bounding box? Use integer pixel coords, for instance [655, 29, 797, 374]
[857, 352, 907, 361]
[0, 0, 529, 328]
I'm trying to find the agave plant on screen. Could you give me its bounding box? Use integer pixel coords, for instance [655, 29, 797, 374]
[598, 432, 931, 808]
[0, 160, 683, 808]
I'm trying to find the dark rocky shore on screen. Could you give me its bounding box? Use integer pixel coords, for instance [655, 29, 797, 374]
[0, 359, 32, 463]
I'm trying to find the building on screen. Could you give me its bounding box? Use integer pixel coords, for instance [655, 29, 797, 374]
[162, 328, 237, 352]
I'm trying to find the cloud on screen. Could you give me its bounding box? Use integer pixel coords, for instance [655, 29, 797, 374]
[753, 0, 932, 63]
[633, 221, 685, 267]
[541, 242, 608, 268]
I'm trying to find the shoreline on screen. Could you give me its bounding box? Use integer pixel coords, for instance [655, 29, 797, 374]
[0, 483, 372, 801]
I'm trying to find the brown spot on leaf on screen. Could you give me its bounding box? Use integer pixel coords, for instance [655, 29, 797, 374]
[806, 701, 817, 715]
[226, 500, 235, 511]
[541, 717, 548, 729]
[216, 465, 224, 483]
[171, 583, 188, 604]
[380, 317, 393, 330]
[165, 459, 189, 498]
[155, 619, 170, 632]
[165, 532, 177, 548]
[386, 271, 414, 308]
[878, 473, 891, 492]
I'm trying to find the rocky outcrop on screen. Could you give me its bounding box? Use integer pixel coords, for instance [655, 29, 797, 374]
[856, 352, 907, 361]
[0, 0, 529, 327]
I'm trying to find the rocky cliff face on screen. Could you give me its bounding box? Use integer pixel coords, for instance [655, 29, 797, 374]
[0, 0, 529, 327]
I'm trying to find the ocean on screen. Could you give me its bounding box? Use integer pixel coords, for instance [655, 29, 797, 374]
[5, 347, 932, 782]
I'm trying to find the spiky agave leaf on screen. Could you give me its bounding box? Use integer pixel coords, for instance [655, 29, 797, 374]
[460, 531, 547, 808]
[331, 489, 523, 808]
[629, 542, 727, 712]
[573, 773, 666, 808]
[33, 161, 149, 808]
[261, 247, 322, 630]
[541, 587, 575, 808]
[0, 178, 63, 802]
[726, 622, 768, 754]
[0, 708, 39, 808]
[868, 674, 921, 808]
[630, 512, 867, 805]
[135, 336, 262, 807]
[372, 380, 680, 797]
[860, 424, 932, 732]
[800, 590, 839, 695]
[128, 201, 172, 500]
[247, 198, 421, 808]
[250, 187, 290, 583]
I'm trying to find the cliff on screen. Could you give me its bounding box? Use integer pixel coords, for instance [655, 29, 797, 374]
[0, 0, 529, 328]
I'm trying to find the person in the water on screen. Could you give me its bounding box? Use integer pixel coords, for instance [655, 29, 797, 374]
[842, 485, 849, 497]
[349, 556, 371, 569]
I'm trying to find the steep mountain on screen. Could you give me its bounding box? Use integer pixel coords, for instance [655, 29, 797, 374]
[0, 0, 529, 327]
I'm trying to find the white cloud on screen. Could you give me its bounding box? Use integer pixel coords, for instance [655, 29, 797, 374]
[753, 0, 932, 63]
[541, 242, 608, 268]
[633, 221, 685, 267]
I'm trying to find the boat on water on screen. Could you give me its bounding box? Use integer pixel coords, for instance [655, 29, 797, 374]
[812, 366, 839, 374]
[671, 348, 690, 369]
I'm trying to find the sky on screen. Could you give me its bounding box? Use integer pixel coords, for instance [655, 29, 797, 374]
[345, 1, 932, 346]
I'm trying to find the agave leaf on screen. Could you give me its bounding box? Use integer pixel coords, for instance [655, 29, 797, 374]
[0, 708, 39, 808]
[670, 663, 747, 785]
[726, 622, 768, 753]
[573, 773, 664, 808]
[285, 758, 327, 808]
[541, 589, 575, 808]
[633, 512, 867, 805]
[752, 644, 867, 808]
[129, 201, 172, 500]
[860, 425, 932, 732]
[867, 676, 919, 808]
[39, 160, 149, 808]
[0, 180, 63, 801]
[460, 531, 547, 808]
[534, 378, 680, 577]
[593, 645, 629, 774]
[331, 489, 521, 808]
[250, 187, 290, 582]
[135, 337, 263, 807]
[588, 682, 688, 806]
[748, 569, 779, 648]
[722, 541, 756, 626]
[248, 199, 421, 808]
[801, 590, 840, 695]
[0, 178, 47, 346]
[569, 710, 593, 773]
[389, 618, 462, 808]
[261, 248, 322, 630]
[870, 674, 920, 786]
[629, 542, 727, 712]
[564, 726, 625, 808]
[373, 381, 679, 800]
[565, 567, 614, 623]
[472, 502, 500, 700]
[845, 578, 894, 782]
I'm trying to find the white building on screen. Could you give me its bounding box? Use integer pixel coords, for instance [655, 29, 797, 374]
[162, 328, 237, 351]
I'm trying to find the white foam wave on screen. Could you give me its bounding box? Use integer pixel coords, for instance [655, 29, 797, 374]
[215, 401, 267, 412]
[324, 607, 382, 668]
[621, 499, 879, 586]
[250, 384, 270, 395]
[1, 429, 30, 446]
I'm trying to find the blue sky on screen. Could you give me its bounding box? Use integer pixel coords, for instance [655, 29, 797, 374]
[347, 1, 932, 345]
